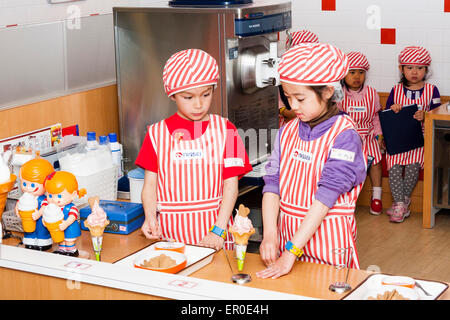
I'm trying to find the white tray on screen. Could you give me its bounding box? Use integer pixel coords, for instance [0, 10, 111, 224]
[343, 273, 448, 300]
[113, 242, 216, 276]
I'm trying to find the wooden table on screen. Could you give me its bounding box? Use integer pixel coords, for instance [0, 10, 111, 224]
[1, 229, 449, 300]
[423, 103, 450, 228]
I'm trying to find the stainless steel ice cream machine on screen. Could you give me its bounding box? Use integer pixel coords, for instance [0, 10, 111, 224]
[113, 0, 292, 172]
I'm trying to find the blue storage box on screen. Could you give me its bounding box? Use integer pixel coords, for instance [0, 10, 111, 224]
[80, 200, 144, 235]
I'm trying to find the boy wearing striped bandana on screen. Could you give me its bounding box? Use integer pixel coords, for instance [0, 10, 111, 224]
[338, 51, 384, 215]
[136, 49, 252, 251]
[385, 46, 441, 223]
[257, 43, 367, 279]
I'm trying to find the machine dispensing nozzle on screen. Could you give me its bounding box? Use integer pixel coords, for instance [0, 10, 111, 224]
[254, 41, 280, 88]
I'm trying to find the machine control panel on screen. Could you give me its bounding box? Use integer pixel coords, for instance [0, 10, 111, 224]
[235, 11, 291, 37]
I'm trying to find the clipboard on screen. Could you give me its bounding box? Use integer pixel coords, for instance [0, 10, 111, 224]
[379, 104, 424, 156]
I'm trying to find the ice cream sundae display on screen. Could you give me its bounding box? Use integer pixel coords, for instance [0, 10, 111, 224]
[42, 203, 65, 243]
[17, 192, 38, 232]
[229, 204, 255, 272]
[84, 196, 109, 261]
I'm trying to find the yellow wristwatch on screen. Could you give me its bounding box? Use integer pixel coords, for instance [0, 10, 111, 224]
[279, 106, 287, 115]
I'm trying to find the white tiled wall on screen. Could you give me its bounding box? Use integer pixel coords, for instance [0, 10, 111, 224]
[291, 0, 450, 95]
[1, 0, 449, 96]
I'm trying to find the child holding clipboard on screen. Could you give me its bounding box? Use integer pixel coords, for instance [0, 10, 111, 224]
[384, 46, 441, 223]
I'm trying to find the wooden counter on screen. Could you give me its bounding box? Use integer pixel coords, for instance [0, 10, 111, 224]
[1, 229, 449, 300]
[423, 103, 450, 228]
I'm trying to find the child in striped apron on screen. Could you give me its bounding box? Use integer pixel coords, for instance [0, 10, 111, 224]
[279, 30, 320, 127]
[385, 46, 441, 223]
[338, 52, 384, 215]
[256, 43, 367, 279]
[135, 49, 252, 251]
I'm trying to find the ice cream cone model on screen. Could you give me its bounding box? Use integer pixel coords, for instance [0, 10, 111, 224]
[0, 174, 16, 220]
[84, 196, 109, 261]
[42, 203, 65, 243]
[17, 192, 38, 233]
[229, 204, 255, 272]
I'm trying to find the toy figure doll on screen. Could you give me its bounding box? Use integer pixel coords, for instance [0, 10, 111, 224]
[15, 158, 54, 251]
[42, 171, 86, 256]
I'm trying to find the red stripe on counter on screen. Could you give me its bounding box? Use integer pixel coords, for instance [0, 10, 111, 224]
[6, 24, 18, 28]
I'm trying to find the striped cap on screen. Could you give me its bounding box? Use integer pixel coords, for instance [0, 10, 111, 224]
[346, 51, 370, 71]
[163, 49, 219, 96]
[398, 46, 431, 66]
[278, 43, 349, 85]
[287, 30, 319, 48]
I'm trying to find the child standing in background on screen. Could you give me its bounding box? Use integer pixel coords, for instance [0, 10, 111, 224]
[338, 51, 384, 215]
[385, 46, 441, 223]
[257, 43, 367, 279]
[278, 30, 319, 126]
[136, 49, 252, 250]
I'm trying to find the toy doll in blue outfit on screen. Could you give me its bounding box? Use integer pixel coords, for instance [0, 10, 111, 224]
[43, 171, 86, 257]
[15, 158, 54, 251]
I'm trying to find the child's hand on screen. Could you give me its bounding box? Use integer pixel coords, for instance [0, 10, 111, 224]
[259, 235, 279, 267]
[414, 110, 425, 121]
[140, 216, 162, 240]
[255, 250, 297, 279]
[199, 233, 223, 251]
[391, 104, 402, 113]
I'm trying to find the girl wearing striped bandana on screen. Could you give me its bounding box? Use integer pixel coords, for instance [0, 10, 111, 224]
[338, 51, 384, 216]
[136, 49, 252, 251]
[256, 43, 367, 279]
[385, 46, 441, 223]
[279, 30, 319, 127]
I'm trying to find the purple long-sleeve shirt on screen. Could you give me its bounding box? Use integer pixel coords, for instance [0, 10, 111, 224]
[262, 113, 367, 208]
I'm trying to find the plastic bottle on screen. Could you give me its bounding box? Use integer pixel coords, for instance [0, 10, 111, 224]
[98, 135, 109, 150]
[86, 131, 99, 151]
[108, 133, 123, 178]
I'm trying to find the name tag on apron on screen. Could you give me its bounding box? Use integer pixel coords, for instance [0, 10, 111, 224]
[330, 148, 355, 162]
[173, 149, 204, 161]
[350, 106, 366, 112]
[292, 149, 313, 164]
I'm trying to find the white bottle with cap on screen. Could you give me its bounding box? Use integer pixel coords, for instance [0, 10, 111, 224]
[108, 133, 123, 178]
[86, 131, 99, 151]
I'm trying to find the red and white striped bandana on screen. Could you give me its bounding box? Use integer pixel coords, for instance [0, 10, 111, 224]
[278, 43, 349, 85]
[287, 30, 319, 48]
[398, 46, 431, 66]
[163, 49, 219, 96]
[346, 51, 370, 71]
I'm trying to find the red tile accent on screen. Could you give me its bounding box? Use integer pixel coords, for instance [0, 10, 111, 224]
[322, 0, 336, 11]
[445, 0, 450, 12]
[380, 28, 396, 45]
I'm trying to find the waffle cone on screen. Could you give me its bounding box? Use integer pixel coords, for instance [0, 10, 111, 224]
[84, 220, 109, 237]
[19, 209, 36, 232]
[44, 220, 65, 243]
[229, 228, 255, 245]
[0, 174, 17, 219]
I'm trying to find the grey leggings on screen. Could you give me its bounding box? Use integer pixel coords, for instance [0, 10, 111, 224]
[388, 163, 421, 203]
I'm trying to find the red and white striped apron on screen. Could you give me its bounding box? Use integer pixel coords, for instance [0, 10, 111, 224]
[385, 83, 434, 170]
[340, 86, 382, 165]
[278, 115, 365, 269]
[148, 114, 234, 249]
